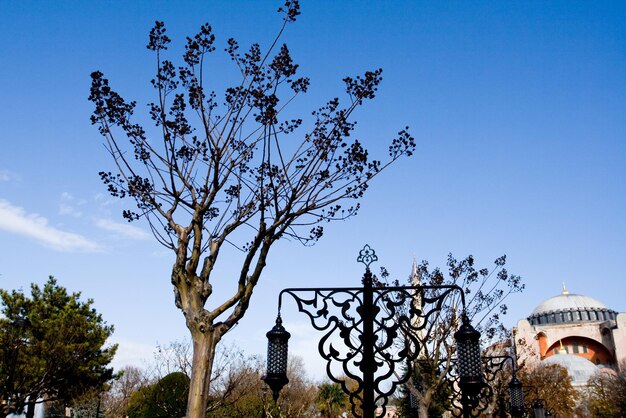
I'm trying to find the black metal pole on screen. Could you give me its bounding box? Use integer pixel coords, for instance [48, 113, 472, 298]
[361, 268, 375, 417]
[498, 394, 507, 418]
[462, 393, 470, 418]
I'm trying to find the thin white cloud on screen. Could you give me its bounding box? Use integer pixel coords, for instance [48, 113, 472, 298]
[109, 339, 156, 372]
[59, 203, 81, 217]
[95, 218, 151, 240]
[59, 192, 85, 218]
[0, 169, 19, 183]
[94, 192, 117, 207]
[0, 199, 102, 252]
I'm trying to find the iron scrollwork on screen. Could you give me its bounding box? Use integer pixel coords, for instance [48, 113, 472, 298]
[276, 245, 466, 418]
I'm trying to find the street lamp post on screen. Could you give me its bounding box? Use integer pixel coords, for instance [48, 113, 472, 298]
[263, 245, 484, 418]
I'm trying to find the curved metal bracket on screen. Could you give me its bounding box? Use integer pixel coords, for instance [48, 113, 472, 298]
[278, 284, 465, 417]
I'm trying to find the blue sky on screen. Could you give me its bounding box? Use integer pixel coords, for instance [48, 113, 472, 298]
[1, 1, 625, 379]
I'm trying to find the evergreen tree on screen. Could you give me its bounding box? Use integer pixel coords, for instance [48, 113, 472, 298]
[0, 277, 117, 418]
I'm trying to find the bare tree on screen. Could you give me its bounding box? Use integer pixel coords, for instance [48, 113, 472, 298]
[107, 340, 260, 416]
[87, 1, 415, 416]
[206, 355, 317, 417]
[101, 366, 153, 417]
[151, 340, 194, 379]
[394, 254, 524, 417]
[275, 356, 317, 417]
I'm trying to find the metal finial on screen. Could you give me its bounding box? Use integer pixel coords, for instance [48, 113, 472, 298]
[357, 245, 378, 270]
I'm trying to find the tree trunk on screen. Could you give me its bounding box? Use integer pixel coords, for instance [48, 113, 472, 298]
[25, 398, 35, 418]
[418, 391, 432, 418]
[418, 402, 429, 418]
[186, 327, 220, 418]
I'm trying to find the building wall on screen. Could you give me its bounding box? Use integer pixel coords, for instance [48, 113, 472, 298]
[612, 313, 626, 367]
[515, 315, 626, 371]
[544, 336, 612, 365]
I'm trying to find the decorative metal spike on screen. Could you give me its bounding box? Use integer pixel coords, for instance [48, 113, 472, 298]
[357, 244, 378, 270]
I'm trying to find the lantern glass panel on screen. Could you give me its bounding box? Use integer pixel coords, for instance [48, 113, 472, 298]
[265, 316, 291, 377]
[457, 338, 482, 379]
[267, 337, 288, 374]
[509, 384, 524, 409]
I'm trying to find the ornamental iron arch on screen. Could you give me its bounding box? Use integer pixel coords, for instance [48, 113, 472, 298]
[263, 245, 484, 418]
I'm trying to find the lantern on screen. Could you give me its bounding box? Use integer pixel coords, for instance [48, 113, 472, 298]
[454, 315, 484, 396]
[508, 375, 525, 417]
[263, 315, 291, 401]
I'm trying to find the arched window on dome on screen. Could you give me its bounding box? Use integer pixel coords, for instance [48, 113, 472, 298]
[574, 310, 582, 321]
[545, 336, 614, 366]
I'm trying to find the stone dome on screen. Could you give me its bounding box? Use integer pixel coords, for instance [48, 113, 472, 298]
[542, 353, 599, 386]
[531, 293, 607, 315]
[528, 289, 617, 325]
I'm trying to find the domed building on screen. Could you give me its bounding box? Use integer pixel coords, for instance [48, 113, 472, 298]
[514, 286, 626, 385]
[542, 350, 602, 387]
